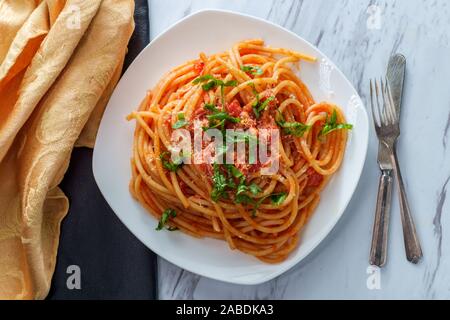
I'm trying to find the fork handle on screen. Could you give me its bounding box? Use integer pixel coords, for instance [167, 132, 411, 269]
[390, 147, 423, 263]
[370, 170, 393, 267]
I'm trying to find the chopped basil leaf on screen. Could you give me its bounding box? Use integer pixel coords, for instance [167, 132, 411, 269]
[229, 165, 243, 179]
[235, 176, 249, 195]
[320, 109, 353, 137]
[253, 96, 275, 118]
[211, 163, 229, 202]
[248, 82, 275, 118]
[270, 192, 288, 205]
[277, 121, 311, 137]
[234, 179, 261, 207]
[252, 191, 288, 217]
[202, 119, 226, 132]
[249, 183, 262, 195]
[211, 163, 262, 204]
[172, 113, 189, 129]
[193, 74, 238, 106]
[253, 96, 275, 119]
[241, 65, 264, 76]
[192, 74, 215, 84]
[193, 74, 238, 92]
[235, 194, 254, 205]
[172, 121, 189, 129]
[224, 80, 238, 87]
[276, 112, 311, 137]
[203, 103, 241, 132]
[207, 164, 281, 218]
[202, 81, 217, 91]
[156, 209, 177, 231]
[204, 103, 219, 112]
[211, 164, 241, 201]
[207, 112, 240, 124]
[235, 180, 257, 206]
[160, 151, 183, 172]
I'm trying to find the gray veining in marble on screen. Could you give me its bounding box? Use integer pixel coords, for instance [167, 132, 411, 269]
[147, 0, 450, 300]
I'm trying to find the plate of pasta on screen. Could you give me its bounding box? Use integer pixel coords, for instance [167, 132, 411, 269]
[93, 10, 369, 284]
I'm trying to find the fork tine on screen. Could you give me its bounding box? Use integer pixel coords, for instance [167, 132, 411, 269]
[380, 78, 388, 125]
[370, 79, 379, 127]
[381, 78, 395, 125]
[376, 78, 385, 126]
[380, 78, 385, 123]
[385, 79, 397, 124]
[381, 77, 395, 126]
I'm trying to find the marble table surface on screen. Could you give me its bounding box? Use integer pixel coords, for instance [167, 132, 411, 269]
[147, 0, 450, 299]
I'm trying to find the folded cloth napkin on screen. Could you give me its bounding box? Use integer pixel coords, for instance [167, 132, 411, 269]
[48, 0, 155, 300]
[0, 0, 135, 299]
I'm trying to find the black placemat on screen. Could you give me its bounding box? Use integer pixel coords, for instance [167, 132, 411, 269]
[47, 0, 156, 300]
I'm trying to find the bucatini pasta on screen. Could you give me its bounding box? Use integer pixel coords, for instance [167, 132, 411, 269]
[127, 39, 352, 263]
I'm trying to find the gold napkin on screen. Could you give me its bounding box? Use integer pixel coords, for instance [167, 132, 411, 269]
[0, 0, 135, 299]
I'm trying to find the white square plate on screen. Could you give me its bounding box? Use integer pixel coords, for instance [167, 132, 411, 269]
[93, 9, 369, 285]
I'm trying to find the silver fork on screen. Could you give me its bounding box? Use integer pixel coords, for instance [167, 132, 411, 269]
[370, 78, 423, 264]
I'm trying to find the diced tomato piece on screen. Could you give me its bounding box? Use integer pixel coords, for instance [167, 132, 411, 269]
[306, 167, 323, 187]
[242, 103, 253, 114]
[259, 114, 278, 129]
[198, 163, 213, 177]
[226, 99, 242, 117]
[194, 61, 205, 75]
[193, 105, 207, 119]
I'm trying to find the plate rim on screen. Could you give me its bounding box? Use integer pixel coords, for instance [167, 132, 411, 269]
[93, 8, 369, 285]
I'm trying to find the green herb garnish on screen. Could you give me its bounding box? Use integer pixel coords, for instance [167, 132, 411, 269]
[235, 183, 261, 206]
[251, 192, 288, 217]
[277, 121, 311, 137]
[208, 163, 286, 216]
[210, 163, 262, 204]
[192, 74, 216, 84]
[234, 174, 262, 206]
[204, 103, 219, 112]
[249, 183, 262, 195]
[319, 109, 353, 137]
[253, 96, 275, 119]
[211, 163, 230, 202]
[241, 65, 263, 76]
[269, 192, 288, 205]
[248, 83, 275, 118]
[235, 194, 254, 205]
[193, 74, 238, 105]
[211, 163, 242, 201]
[160, 151, 183, 172]
[276, 112, 311, 137]
[156, 208, 177, 231]
[207, 112, 240, 124]
[172, 113, 189, 129]
[227, 164, 244, 179]
[202, 104, 241, 132]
